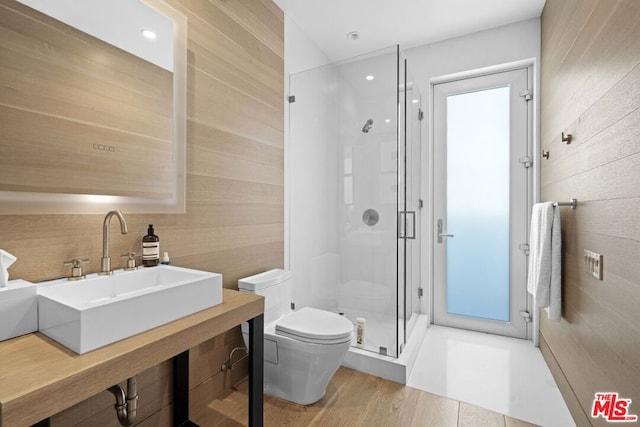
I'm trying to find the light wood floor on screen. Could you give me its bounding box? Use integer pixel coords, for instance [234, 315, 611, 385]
[193, 367, 538, 427]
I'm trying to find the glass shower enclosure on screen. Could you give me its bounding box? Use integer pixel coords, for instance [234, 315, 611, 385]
[289, 46, 421, 357]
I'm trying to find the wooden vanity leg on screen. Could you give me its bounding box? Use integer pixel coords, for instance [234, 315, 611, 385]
[173, 350, 198, 427]
[248, 314, 264, 427]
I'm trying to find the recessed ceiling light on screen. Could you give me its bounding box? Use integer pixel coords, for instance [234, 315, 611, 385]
[347, 31, 360, 41]
[412, 99, 419, 104]
[141, 29, 157, 40]
[385, 119, 391, 123]
[365, 75, 374, 81]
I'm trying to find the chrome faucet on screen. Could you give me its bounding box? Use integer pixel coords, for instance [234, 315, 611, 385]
[100, 210, 128, 275]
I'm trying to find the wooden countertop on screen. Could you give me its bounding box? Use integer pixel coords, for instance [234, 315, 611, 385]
[0, 288, 263, 427]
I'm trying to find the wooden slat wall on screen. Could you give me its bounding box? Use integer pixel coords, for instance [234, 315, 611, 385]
[540, 1, 640, 425]
[0, 0, 284, 424]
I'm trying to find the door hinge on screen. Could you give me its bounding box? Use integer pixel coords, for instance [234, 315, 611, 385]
[418, 109, 424, 121]
[520, 310, 532, 323]
[418, 288, 424, 298]
[519, 243, 530, 256]
[288, 95, 296, 103]
[418, 198, 424, 209]
[290, 302, 295, 310]
[519, 156, 533, 168]
[519, 89, 533, 101]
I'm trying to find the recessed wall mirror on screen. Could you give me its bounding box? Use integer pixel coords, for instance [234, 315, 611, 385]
[0, 0, 186, 214]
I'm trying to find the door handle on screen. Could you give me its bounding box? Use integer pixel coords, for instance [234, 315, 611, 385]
[437, 219, 454, 244]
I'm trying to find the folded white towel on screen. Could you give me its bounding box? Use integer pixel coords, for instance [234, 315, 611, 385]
[527, 202, 562, 321]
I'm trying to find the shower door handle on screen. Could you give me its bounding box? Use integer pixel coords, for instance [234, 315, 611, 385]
[437, 219, 454, 244]
[398, 211, 416, 239]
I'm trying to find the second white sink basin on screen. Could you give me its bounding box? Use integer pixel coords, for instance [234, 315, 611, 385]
[38, 265, 222, 354]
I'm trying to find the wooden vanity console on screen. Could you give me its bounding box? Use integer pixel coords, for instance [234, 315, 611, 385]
[0, 289, 264, 427]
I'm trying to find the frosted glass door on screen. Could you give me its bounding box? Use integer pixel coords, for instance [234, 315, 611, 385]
[447, 87, 511, 321]
[433, 69, 531, 338]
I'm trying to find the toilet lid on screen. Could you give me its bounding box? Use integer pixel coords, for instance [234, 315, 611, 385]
[275, 307, 353, 344]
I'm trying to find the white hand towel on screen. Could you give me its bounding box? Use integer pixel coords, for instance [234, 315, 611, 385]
[546, 205, 562, 321]
[526, 202, 562, 321]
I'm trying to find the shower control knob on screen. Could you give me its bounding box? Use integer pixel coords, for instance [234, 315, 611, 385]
[362, 209, 379, 226]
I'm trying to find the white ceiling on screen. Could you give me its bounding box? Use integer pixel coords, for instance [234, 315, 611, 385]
[17, 0, 174, 71]
[274, 0, 546, 62]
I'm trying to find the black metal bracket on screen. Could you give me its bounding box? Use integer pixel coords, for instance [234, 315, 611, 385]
[248, 314, 264, 427]
[173, 350, 199, 427]
[173, 313, 263, 427]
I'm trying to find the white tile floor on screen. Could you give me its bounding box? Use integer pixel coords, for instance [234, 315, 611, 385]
[407, 325, 575, 427]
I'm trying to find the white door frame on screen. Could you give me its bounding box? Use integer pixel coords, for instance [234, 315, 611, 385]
[425, 60, 537, 340]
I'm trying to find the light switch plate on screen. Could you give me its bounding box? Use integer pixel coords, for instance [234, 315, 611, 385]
[584, 249, 603, 280]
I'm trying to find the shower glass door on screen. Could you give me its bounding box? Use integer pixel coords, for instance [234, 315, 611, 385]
[335, 46, 401, 357]
[289, 46, 420, 358]
[432, 68, 531, 338]
[398, 52, 422, 352]
[397, 51, 407, 354]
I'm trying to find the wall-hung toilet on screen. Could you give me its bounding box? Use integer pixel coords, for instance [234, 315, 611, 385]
[238, 269, 353, 405]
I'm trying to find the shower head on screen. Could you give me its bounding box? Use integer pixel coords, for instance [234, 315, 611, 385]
[362, 119, 373, 133]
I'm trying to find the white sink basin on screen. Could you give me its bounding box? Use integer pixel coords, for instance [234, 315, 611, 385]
[38, 265, 222, 354]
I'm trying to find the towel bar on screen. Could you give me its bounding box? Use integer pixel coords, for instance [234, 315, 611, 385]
[552, 198, 577, 209]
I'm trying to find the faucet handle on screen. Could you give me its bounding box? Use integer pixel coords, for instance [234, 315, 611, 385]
[64, 258, 89, 281]
[121, 252, 137, 270]
[64, 258, 89, 266]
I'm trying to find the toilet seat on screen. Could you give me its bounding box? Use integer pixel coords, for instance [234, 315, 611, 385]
[275, 307, 353, 345]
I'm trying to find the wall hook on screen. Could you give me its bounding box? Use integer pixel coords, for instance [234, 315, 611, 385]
[561, 132, 572, 144]
[542, 150, 550, 159]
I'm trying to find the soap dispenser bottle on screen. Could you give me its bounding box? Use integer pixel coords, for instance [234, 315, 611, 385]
[142, 224, 160, 267]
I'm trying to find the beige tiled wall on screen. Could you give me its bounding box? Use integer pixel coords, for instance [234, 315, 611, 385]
[539, 1, 640, 425]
